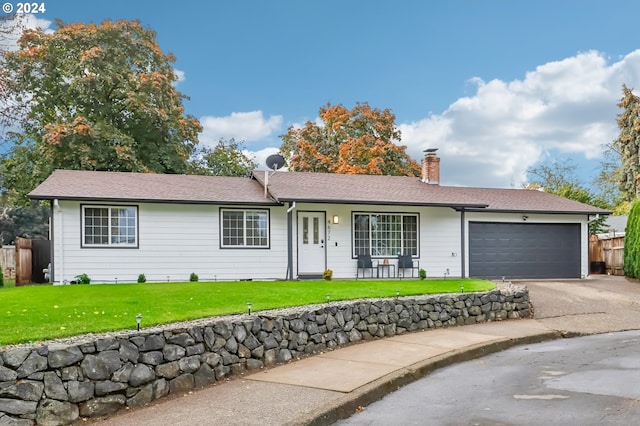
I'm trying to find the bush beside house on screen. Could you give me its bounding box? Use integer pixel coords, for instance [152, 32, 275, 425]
[624, 200, 640, 278]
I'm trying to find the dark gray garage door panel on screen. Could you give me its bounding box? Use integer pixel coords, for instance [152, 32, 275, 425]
[469, 222, 581, 279]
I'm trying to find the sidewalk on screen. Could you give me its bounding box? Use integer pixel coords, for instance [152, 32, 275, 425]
[97, 276, 640, 426]
[96, 320, 559, 426]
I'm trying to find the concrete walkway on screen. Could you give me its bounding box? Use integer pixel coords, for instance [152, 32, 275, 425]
[96, 276, 640, 426]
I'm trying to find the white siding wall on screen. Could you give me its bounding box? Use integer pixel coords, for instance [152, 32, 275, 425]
[50, 200, 590, 283]
[303, 203, 462, 279]
[464, 212, 590, 278]
[420, 207, 463, 278]
[52, 201, 288, 283]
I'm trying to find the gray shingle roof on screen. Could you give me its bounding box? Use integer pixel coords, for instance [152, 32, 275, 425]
[29, 170, 277, 205]
[28, 169, 610, 214]
[255, 171, 609, 214]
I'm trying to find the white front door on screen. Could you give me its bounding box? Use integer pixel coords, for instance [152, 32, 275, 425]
[297, 212, 326, 275]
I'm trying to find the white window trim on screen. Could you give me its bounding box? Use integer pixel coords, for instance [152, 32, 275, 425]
[352, 212, 419, 258]
[220, 208, 270, 249]
[81, 205, 138, 248]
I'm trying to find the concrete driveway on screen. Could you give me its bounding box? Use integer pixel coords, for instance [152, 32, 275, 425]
[521, 275, 640, 335]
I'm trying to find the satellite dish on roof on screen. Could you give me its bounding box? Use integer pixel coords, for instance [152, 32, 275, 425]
[265, 154, 286, 171]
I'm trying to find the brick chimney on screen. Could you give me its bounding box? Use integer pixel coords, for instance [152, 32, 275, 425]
[421, 148, 440, 184]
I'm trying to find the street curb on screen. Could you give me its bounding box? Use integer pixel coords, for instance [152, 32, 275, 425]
[297, 330, 563, 426]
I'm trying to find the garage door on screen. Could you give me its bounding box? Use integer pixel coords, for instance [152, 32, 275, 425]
[469, 222, 581, 279]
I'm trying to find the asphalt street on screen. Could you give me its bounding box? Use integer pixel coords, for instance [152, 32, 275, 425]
[336, 329, 640, 425]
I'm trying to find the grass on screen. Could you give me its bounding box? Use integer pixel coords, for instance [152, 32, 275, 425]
[0, 278, 494, 346]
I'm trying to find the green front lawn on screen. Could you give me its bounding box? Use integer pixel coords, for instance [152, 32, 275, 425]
[0, 278, 494, 345]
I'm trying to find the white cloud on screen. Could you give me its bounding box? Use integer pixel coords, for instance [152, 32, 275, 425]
[199, 111, 283, 146]
[399, 50, 640, 188]
[173, 69, 185, 85]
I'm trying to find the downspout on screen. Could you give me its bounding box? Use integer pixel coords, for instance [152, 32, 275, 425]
[460, 208, 466, 278]
[54, 199, 64, 285]
[286, 201, 296, 280]
[48, 201, 55, 283]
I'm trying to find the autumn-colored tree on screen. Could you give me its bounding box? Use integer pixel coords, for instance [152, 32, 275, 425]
[614, 85, 640, 201]
[190, 138, 257, 177]
[279, 102, 420, 176]
[0, 19, 201, 204]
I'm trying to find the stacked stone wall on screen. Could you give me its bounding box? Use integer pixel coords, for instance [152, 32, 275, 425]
[0, 287, 531, 425]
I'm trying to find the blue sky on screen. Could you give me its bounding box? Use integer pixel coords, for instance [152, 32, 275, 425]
[4, 0, 640, 188]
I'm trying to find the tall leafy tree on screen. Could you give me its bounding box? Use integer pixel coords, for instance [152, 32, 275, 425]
[0, 203, 49, 245]
[613, 85, 640, 201]
[0, 19, 201, 204]
[594, 144, 626, 213]
[190, 138, 257, 177]
[280, 102, 420, 176]
[526, 159, 610, 234]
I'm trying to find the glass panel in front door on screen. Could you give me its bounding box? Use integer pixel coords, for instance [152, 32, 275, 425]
[313, 217, 319, 244]
[303, 217, 309, 244]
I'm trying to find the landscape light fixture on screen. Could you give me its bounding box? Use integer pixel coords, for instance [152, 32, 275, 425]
[332, 215, 339, 224]
[326, 294, 331, 303]
[247, 302, 252, 315]
[136, 314, 142, 331]
[460, 285, 465, 293]
[396, 289, 400, 298]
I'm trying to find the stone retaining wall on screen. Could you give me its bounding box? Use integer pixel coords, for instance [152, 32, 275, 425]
[0, 287, 531, 425]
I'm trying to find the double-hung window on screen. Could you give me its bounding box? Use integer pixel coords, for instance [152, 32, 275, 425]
[82, 205, 138, 247]
[353, 213, 418, 257]
[221, 208, 269, 248]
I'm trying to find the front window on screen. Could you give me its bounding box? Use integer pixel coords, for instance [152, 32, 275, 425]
[221, 208, 269, 248]
[82, 205, 138, 247]
[353, 213, 418, 257]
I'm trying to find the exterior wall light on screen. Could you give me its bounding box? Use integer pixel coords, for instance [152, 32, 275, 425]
[332, 215, 339, 224]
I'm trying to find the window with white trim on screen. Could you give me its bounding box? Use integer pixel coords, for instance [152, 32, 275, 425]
[82, 206, 138, 247]
[221, 209, 269, 248]
[353, 213, 418, 257]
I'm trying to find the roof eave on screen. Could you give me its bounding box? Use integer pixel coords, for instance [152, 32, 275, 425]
[463, 207, 611, 215]
[28, 194, 280, 206]
[272, 196, 488, 209]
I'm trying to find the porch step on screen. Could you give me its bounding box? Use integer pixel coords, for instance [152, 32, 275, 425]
[297, 274, 323, 280]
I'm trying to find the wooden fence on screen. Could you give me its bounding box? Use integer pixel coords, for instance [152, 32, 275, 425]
[1, 245, 15, 279]
[13, 238, 51, 285]
[589, 235, 625, 276]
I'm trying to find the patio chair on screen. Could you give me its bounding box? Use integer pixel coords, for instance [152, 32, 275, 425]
[356, 254, 378, 279]
[398, 255, 419, 278]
